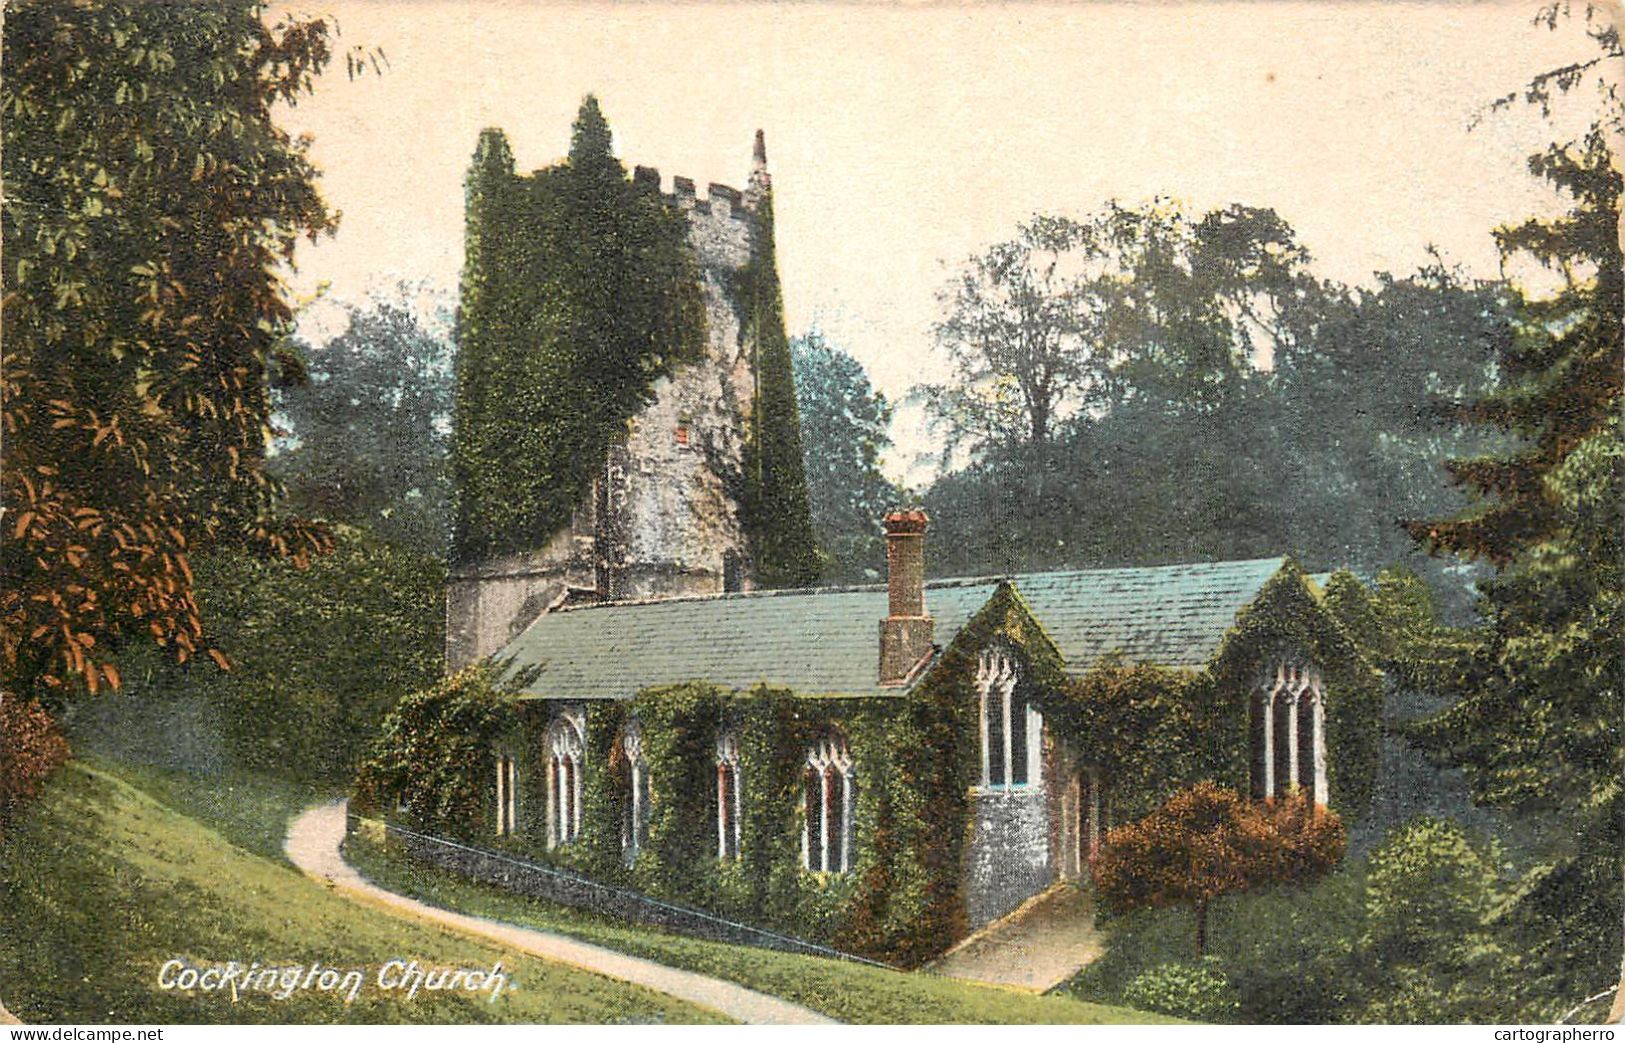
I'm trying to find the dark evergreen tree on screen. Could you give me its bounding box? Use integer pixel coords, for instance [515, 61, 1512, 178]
[274, 286, 454, 555]
[1406, 126, 1622, 1014]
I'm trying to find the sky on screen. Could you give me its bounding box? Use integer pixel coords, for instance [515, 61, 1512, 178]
[276, 1, 1612, 482]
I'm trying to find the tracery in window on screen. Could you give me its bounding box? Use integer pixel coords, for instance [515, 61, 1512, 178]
[716, 729, 742, 860]
[802, 732, 855, 873]
[621, 719, 650, 862]
[977, 647, 1042, 788]
[544, 714, 585, 848]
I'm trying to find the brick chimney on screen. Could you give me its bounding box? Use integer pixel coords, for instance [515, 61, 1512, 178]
[879, 509, 934, 686]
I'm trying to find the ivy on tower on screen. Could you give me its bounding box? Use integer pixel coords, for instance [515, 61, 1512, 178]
[735, 130, 822, 588]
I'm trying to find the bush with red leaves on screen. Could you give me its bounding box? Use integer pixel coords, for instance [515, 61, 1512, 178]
[0, 693, 70, 833]
[1091, 781, 1345, 956]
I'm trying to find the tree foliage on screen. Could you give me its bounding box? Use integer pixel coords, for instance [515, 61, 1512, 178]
[0, 695, 71, 835]
[1092, 782, 1345, 956]
[451, 98, 707, 564]
[275, 285, 455, 555]
[1, 1, 345, 699]
[791, 330, 900, 582]
[1405, 124, 1622, 1005]
[920, 202, 1504, 600]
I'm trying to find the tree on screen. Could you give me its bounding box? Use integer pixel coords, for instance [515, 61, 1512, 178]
[791, 330, 899, 582]
[119, 527, 446, 781]
[1355, 818, 1521, 1023]
[927, 214, 1120, 460]
[1092, 782, 1345, 956]
[919, 201, 1319, 577]
[1405, 124, 1622, 1009]
[2, 2, 353, 702]
[274, 285, 455, 555]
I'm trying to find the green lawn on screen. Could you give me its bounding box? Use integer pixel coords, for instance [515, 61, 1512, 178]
[0, 761, 726, 1025]
[344, 830, 1178, 1024]
[81, 753, 338, 864]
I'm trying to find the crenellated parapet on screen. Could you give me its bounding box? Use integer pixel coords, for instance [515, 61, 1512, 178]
[632, 165, 758, 224]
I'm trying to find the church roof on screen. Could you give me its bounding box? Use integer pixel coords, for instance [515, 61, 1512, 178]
[495, 556, 1295, 701]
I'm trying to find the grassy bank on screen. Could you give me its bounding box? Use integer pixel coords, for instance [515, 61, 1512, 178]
[344, 830, 1177, 1025]
[0, 761, 726, 1024]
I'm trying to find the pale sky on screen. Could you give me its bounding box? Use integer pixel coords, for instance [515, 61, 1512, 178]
[276, 1, 1610, 482]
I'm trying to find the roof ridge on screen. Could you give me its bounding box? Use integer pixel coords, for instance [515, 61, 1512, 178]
[554, 555, 1289, 614]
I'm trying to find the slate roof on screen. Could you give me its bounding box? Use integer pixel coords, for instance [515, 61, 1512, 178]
[494, 556, 1295, 701]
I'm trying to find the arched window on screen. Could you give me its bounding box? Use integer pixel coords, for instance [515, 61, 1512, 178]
[716, 729, 742, 860]
[1253, 661, 1327, 806]
[802, 732, 855, 873]
[495, 752, 518, 837]
[545, 714, 585, 848]
[620, 720, 649, 863]
[977, 647, 1042, 788]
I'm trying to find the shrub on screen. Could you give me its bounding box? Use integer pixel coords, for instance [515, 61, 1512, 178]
[1122, 958, 1240, 1023]
[1351, 816, 1520, 1022]
[0, 694, 70, 833]
[1093, 782, 1345, 956]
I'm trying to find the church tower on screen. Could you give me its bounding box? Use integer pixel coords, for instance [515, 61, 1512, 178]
[446, 113, 811, 669]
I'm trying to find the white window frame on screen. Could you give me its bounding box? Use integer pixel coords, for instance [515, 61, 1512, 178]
[716, 729, 743, 860]
[495, 752, 519, 837]
[976, 647, 1043, 790]
[802, 733, 855, 874]
[544, 712, 586, 849]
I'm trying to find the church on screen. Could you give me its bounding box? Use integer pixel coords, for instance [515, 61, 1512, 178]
[370, 120, 1381, 966]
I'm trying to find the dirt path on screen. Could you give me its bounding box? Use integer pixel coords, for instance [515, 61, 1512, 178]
[284, 801, 835, 1026]
[928, 885, 1103, 992]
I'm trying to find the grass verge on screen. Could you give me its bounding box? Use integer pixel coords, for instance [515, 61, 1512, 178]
[0, 761, 726, 1025]
[344, 830, 1178, 1024]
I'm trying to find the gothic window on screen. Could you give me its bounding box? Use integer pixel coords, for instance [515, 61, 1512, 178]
[1253, 661, 1328, 806]
[545, 714, 585, 848]
[620, 720, 650, 863]
[802, 732, 855, 873]
[495, 752, 518, 837]
[716, 729, 742, 860]
[977, 647, 1042, 788]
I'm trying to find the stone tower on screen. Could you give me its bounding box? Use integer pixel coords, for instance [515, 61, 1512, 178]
[445, 133, 777, 669]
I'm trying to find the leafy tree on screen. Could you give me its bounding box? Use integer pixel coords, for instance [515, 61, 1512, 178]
[1, 1, 350, 701]
[274, 286, 455, 554]
[123, 528, 445, 782]
[451, 98, 708, 564]
[920, 202, 1324, 578]
[1353, 817, 1522, 1023]
[927, 215, 1117, 459]
[1092, 782, 1346, 956]
[791, 330, 899, 582]
[1405, 125, 1622, 1008]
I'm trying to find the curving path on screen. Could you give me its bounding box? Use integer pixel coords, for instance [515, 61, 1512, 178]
[284, 801, 835, 1026]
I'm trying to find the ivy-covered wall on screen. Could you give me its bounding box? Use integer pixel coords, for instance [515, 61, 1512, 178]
[358, 564, 1383, 965]
[450, 98, 708, 566]
[1037, 562, 1385, 824]
[726, 182, 821, 589]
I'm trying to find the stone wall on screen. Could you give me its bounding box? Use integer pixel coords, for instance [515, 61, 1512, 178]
[963, 784, 1053, 927]
[349, 812, 880, 964]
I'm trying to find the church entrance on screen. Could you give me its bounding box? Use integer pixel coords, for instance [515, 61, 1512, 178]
[1056, 756, 1104, 882]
